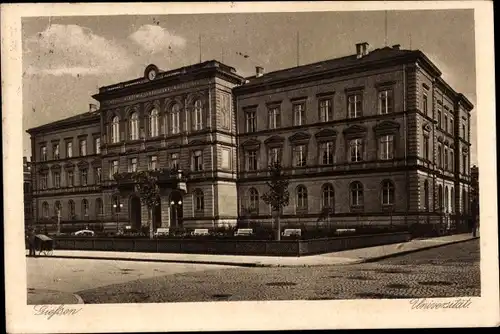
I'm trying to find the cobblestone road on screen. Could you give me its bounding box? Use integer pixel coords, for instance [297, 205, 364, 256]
[78, 239, 480, 303]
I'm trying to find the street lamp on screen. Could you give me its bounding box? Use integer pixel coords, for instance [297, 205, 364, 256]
[113, 203, 123, 233]
[56, 208, 61, 235]
[170, 200, 182, 227]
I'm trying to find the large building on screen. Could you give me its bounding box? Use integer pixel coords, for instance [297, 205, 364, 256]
[23, 157, 33, 228]
[27, 42, 474, 233]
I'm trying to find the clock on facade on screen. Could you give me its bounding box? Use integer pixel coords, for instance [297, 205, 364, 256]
[144, 64, 159, 81]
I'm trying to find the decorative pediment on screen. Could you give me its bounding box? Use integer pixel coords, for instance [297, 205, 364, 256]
[422, 122, 432, 132]
[373, 121, 400, 135]
[264, 135, 285, 146]
[188, 139, 208, 146]
[126, 148, 139, 154]
[39, 164, 49, 172]
[77, 160, 89, 168]
[63, 162, 75, 169]
[437, 136, 444, 143]
[90, 159, 102, 166]
[343, 124, 367, 137]
[462, 147, 469, 154]
[289, 132, 311, 143]
[443, 139, 450, 146]
[50, 164, 61, 171]
[314, 128, 337, 140]
[241, 139, 261, 148]
[166, 143, 181, 150]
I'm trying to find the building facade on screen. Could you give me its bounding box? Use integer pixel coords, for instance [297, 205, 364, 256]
[23, 157, 33, 228]
[27, 42, 474, 232]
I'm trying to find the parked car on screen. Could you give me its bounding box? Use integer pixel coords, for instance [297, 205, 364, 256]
[72, 229, 95, 236]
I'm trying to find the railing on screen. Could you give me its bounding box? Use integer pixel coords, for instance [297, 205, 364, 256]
[34, 185, 101, 195]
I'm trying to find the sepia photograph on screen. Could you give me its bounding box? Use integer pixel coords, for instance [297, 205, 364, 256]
[3, 1, 498, 332]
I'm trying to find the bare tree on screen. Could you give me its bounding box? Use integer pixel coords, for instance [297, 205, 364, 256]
[261, 162, 290, 241]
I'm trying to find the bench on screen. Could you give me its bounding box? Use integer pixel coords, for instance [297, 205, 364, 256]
[335, 228, 356, 234]
[192, 228, 210, 236]
[282, 228, 302, 237]
[154, 228, 170, 237]
[234, 228, 253, 236]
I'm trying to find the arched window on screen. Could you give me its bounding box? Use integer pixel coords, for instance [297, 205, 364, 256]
[462, 189, 468, 213]
[438, 185, 443, 211]
[171, 104, 181, 134]
[248, 188, 259, 213]
[68, 200, 75, 219]
[148, 108, 159, 137]
[111, 116, 120, 143]
[450, 187, 455, 213]
[95, 198, 103, 216]
[350, 182, 364, 208]
[296, 185, 308, 212]
[444, 186, 449, 213]
[194, 189, 204, 213]
[193, 100, 203, 130]
[82, 199, 89, 218]
[321, 183, 335, 210]
[54, 201, 62, 217]
[382, 180, 395, 205]
[424, 180, 430, 211]
[42, 202, 49, 218]
[129, 112, 139, 140]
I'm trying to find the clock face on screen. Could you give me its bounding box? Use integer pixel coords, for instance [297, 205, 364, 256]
[148, 69, 157, 80]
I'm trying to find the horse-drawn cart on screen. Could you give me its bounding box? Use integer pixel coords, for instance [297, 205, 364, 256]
[34, 234, 54, 256]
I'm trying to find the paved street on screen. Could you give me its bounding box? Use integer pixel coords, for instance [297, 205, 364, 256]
[61, 239, 479, 303]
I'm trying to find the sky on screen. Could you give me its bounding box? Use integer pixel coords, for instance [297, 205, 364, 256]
[22, 9, 477, 164]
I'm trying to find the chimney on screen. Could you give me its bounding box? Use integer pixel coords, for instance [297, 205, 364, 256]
[355, 42, 370, 58]
[89, 104, 98, 113]
[392, 44, 401, 50]
[256, 66, 264, 78]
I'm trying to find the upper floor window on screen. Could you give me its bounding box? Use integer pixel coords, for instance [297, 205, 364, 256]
[67, 170, 74, 187]
[128, 158, 138, 173]
[462, 124, 466, 140]
[193, 100, 203, 131]
[437, 108, 442, 129]
[248, 188, 259, 213]
[129, 112, 139, 140]
[349, 138, 363, 162]
[293, 144, 307, 167]
[149, 108, 159, 137]
[95, 167, 102, 184]
[111, 116, 120, 143]
[444, 114, 448, 133]
[450, 118, 454, 135]
[444, 147, 449, 170]
[379, 89, 394, 114]
[321, 183, 335, 210]
[40, 146, 47, 161]
[245, 150, 258, 171]
[437, 145, 442, 168]
[221, 94, 231, 129]
[293, 103, 306, 126]
[109, 160, 119, 178]
[171, 104, 181, 134]
[81, 169, 88, 186]
[268, 147, 282, 165]
[53, 171, 60, 188]
[148, 155, 158, 170]
[381, 180, 395, 206]
[53, 144, 60, 160]
[192, 150, 203, 171]
[170, 153, 180, 171]
[450, 150, 454, 172]
[296, 185, 308, 212]
[79, 139, 87, 156]
[347, 94, 363, 118]
[95, 198, 104, 216]
[319, 99, 333, 122]
[462, 153, 467, 174]
[422, 93, 428, 116]
[193, 189, 204, 213]
[268, 106, 281, 129]
[245, 109, 256, 133]
[423, 135, 430, 160]
[319, 141, 334, 165]
[66, 141, 73, 158]
[94, 137, 101, 155]
[379, 135, 394, 160]
[350, 181, 364, 208]
[42, 202, 49, 217]
[40, 174, 48, 190]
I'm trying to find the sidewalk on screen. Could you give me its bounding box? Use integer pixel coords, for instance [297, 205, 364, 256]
[28, 288, 84, 305]
[36, 233, 477, 267]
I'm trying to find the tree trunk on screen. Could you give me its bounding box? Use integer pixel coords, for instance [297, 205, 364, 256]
[275, 212, 281, 241]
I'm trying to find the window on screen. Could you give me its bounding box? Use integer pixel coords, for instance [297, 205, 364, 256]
[444, 147, 448, 170]
[348, 94, 362, 118]
[423, 180, 430, 211]
[82, 199, 89, 217]
[221, 94, 230, 129]
[319, 141, 334, 165]
[192, 150, 203, 171]
[268, 147, 282, 165]
[68, 200, 75, 219]
[379, 135, 394, 160]
[80, 169, 88, 186]
[382, 180, 395, 205]
[450, 187, 455, 213]
[170, 153, 180, 171]
[79, 139, 87, 156]
[245, 110, 256, 133]
[171, 104, 181, 134]
[319, 99, 333, 122]
[67, 170, 74, 187]
[462, 154, 467, 174]
[293, 145, 307, 167]
[422, 93, 428, 115]
[450, 118, 454, 134]
[149, 109, 159, 137]
[95, 167, 102, 184]
[423, 135, 430, 160]
[221, 148, 231, 170]
[40, 174, 48, 189]
[94, 137, 101, 154]
[148, 155, 158, 170]
[437, 145, 442, 168]
[444, 186, 449, 212]
[194, 189, 204, 212]
[450, 150, 454, 172]
[54, 201, 62, 216]
[379, 89, 394, 114]
[53, 171, 60, 188]
[42, 202, 49, 218]
[462, 189, 467, 213]
[40, 146, 47, 161]
[193, 100, 203, 130]
[462, 124, 466, 140]
[321, 183, 335, 210]
[296, 186, 308, 212]
[95, 198, 103, 216]
[350, 182, 364, 207]
[349, 139, 363, 162]
[438, 185, 443, 211]
[111, 116, 120, 143]
[444, 114, 448, 133]
[268, 106, 281, 129]
[53, 144, 60, 160]
[248, 188, 259, 213]
[66, 141, 73, 158]
[293, 103, 305, 126]
[128, 158, 138, 173]
[109, 160, 119, 178]
[246, 150, 258, 171]
[129, 112, 139, 140]
[437, 109, 442, 128]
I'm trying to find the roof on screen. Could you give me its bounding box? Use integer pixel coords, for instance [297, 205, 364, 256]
[27, 111, 100, 135]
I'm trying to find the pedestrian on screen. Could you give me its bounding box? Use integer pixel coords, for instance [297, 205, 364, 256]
[28, 229, 37, 257]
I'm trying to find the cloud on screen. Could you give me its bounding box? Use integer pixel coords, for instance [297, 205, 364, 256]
[129, 25, 186, 54]
[24, 24, 132, 77]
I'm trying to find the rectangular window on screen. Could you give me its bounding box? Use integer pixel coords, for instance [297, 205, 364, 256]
[66, 142, 73, 158]
[53, 144, 60, 160]
[348, 94, 363, 118]
[319, 99, 333, 122]
[444, 147, 448, 170]
[128, 158, 138, 173]
[109, 160, 119, 178]
[379, 89, 394, 114]
[423, 135, 430, 160]
[319, 142, 334, 165]
[40, 146, 47, 161]
[245, 110, 256, 133]
[79, 139, 87, 156]
[450, 150, 454, 172]
[422, 93, 428, 115]
[53, 172, 60, 188]
[349, 139, 363, 162]
[379, 135, 394, 160]
[437, 145, 442, 168]
[171, 112, 180, 134]
[462, 124, 466, 140]
[437, 109, 442, 129]
[221, 148, 231, 170]
[193, 150, 203, 171]
[444, 115, 448, 133]
[450, 118, 454, 135]
[268, 106, 281, 129]
[463, 154, 467, 174]
[40, 174, 48, 190]
[94, 137, 101, 154]
[293, 103, 306, 126]
[293, 145, 307, 167]
[246, 150, 258, 171]
[67, 170, 74, 187]
[268, 147, 282, 165]
[171, 153, 180, 171]
[148, 155, 158, 170]
[81, 169, 88, 186]
[95, 167, 102, 184]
